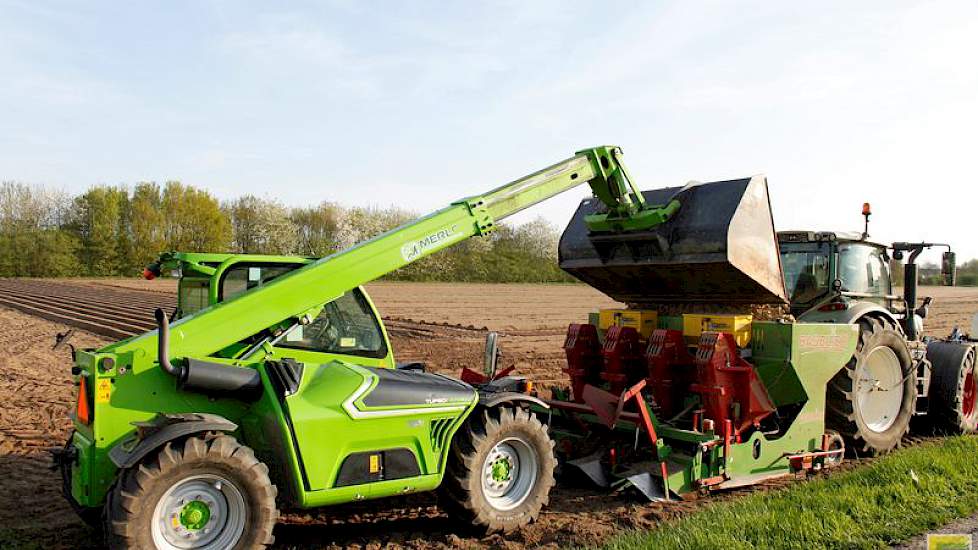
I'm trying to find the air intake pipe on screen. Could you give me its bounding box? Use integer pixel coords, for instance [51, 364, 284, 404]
[155, 308, 263, 400]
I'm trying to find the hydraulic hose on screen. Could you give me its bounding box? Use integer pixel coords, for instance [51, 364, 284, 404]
[154, 308, 186, 380]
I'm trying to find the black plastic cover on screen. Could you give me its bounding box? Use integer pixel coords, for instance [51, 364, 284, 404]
[181, 359, 263, 401]
[334, 448, 421, 487]
[361, 366, 474, 408]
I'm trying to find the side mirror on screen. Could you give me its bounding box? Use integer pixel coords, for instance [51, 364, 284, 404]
[483, 332, 500, 380]
[942, 251, 957, 286]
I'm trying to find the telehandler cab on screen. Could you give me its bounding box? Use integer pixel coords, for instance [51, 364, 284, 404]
[56, 146, 681, 549]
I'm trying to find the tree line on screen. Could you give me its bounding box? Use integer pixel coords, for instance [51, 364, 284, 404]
[0, 181, 572, 283]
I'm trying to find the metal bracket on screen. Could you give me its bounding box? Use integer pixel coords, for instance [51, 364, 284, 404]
[454, 197, 496, 236]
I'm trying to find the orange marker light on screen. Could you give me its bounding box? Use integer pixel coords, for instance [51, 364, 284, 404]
[76, 377, 91, 425]
[862, 202, 872, 216]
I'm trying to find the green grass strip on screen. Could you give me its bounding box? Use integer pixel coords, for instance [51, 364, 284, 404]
[603, 435, 978, 550]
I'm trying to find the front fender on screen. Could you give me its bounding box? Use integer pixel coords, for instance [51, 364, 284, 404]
[477, 390, 550, 410]
[799, 301, 899, 328]
[108, 413, 237, 469]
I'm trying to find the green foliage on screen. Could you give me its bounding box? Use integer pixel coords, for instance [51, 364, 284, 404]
[128, 182, 166, 272]
[160, 181, 232, 253]
[0, 181, 571, 282]
[71, 185, 128, 275]
[225, 195, 298, 255]
[955, 259, 978, 287]
[290, 201, 343, 256]
[0, 182, 82, 276]
[603, 436, 978, 550]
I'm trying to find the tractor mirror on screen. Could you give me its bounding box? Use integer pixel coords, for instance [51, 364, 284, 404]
[483, 332, 500, 379]
[942, 251, 957, 286]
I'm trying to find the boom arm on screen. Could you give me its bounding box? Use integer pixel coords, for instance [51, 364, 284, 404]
[114, 146, 676, 360]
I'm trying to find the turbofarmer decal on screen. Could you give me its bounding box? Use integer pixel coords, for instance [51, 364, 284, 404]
[401, 224, 461, 262]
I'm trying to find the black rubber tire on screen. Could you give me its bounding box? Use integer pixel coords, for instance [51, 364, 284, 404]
[927, 341, 978, 434]
[104, 433, 278, 550]
[438, 406, 556, 533]
[825, 317, 915, 456]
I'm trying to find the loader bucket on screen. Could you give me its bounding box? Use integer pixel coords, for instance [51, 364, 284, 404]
[559, 176, 787, 305]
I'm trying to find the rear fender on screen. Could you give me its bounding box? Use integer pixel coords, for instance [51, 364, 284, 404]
[108, 413, 237, 469]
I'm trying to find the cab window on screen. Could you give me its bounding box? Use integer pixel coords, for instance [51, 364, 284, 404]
[838, 243, 889, 296]
[279, 290, 387, 358]
[220, 264, 298, 301]
[780, 242, 831, 304]
[178, 279, 209, 316]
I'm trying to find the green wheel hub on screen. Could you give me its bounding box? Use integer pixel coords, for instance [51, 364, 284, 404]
[491, 457, 513, 482]
[481, 436, 539, 511]
[179, 500, 211, 530]
[152, 474, 247, 549]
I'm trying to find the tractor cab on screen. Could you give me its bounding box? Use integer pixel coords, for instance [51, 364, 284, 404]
[144, 252, 313, 319]
[777, 231, 895, 317]
[142, 251, 394, 364]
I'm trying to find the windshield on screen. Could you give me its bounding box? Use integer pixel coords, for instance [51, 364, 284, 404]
[779, 242, 831, 304]
[279, 289, 387, 358]
[838, 242, 889, 296]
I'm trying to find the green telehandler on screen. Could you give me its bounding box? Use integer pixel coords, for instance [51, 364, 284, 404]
[55, 146, 682, 549]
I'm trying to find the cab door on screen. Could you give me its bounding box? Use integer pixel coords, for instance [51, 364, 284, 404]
[262, 289, 473, 496]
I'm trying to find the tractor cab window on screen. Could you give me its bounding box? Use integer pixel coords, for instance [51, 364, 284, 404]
[220, 264, 298, 302]
[779, 241, 831, 304]
[279, 289, 387, 358]
[838, 243, 889, 296]
[178, 279, 210, 317]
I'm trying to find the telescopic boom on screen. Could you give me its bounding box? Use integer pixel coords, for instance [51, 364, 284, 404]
[113, 146, 679, 360]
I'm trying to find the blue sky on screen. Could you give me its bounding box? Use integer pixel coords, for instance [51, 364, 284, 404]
[2, 1, 976, 260]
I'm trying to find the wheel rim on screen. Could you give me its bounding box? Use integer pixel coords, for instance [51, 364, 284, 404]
[857, 345, 904, 433]
[151, 474, 247, 550]
[963, 367, 976, 418]
[481, 436, 538, 511]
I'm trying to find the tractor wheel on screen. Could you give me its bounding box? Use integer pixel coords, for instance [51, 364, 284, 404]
[438, 406, 556, 533]
[826, 317, 915, 456]
[926, 341, 978, 434]
[105, 433, 277, 550]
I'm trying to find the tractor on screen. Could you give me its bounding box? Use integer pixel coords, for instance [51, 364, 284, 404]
[533, 177, 975, 501]
[778, 207, 974, 453]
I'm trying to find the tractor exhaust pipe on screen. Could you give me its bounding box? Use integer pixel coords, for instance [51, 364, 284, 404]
[154, 308, 262, 400]
[155, 308, 185, 380]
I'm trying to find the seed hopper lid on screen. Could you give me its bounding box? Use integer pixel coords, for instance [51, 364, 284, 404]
[559, 175, 787, 305]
